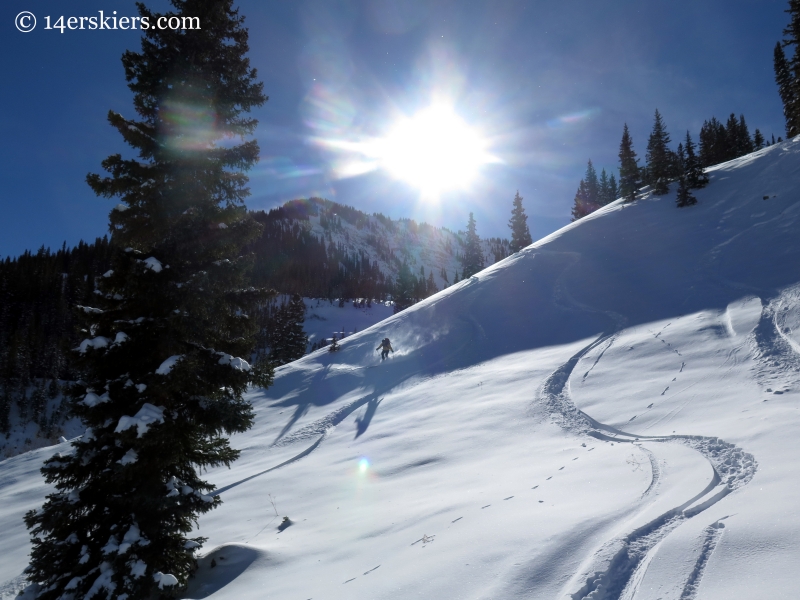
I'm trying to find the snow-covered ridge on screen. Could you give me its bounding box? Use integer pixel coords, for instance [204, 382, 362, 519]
[3, 139, 800, 598]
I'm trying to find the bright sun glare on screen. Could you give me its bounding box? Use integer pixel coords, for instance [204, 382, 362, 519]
[373, 104, 493, 197]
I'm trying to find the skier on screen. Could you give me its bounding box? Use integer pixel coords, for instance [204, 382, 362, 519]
[376, 337, 394, 360]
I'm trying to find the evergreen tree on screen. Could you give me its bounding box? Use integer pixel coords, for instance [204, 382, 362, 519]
[570, 160, 601, 220]
[393, 261, 415, 314]
[461, 213, 484, 278]
[683, 131, 708, 189]
[645, 109, 673, 195]
[608, 173, 619, 203]
[737, 114, 755, 155]
[699, 117, 728, 167]
[753, 128, 766, 149]
[618, 124, 641, 202]
[269, 294, 308, 365]
[426, 271, 438, 296]
[508, 191, 532, 252]
[24, 2, 273, 599]
[675, 143, 697, 208]
[775, 41, 798, 137]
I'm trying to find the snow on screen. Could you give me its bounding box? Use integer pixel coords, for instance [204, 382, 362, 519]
[81, 391, 110, 408]
[141, 256, 163, 272]
[217, 353, 251, 371]
[155, 355, 182, 375]
[2, 140, 800, 598]
[114, 404, 165, 438]
[117, 449, 138, 466]
[129, 560, 146, 578]
[153, 572, 178, 589]
[77, 337, 110, 353]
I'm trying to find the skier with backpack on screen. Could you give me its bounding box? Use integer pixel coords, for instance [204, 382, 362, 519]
[377, 337, 394, 360]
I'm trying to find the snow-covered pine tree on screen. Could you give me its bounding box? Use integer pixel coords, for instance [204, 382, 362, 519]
[683, 131, 708, 189]
[23, 1, 273, 598]
[618, 123, 641, 202]
[645, 109, 673, 195]
[461, 213, 484, 278]
[508, 191, 532, 252]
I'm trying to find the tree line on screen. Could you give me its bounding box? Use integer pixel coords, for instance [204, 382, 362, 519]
[571, 109, 775, 220]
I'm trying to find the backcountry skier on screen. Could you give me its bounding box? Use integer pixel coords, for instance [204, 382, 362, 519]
[376, 337, 394, 360]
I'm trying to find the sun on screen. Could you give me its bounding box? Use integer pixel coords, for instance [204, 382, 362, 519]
[373, 104, 494, 196]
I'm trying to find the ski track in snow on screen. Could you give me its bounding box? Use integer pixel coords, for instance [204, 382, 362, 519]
[752, 285, 800, 393]
[538, 327, 757, 600]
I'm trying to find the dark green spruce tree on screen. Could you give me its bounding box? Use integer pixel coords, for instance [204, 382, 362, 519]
[23, 1, 273, 599]
[269, 294, 308, 365]
[753, 128, 766, 150]
[645, 109, 673, 195]
[675, 143, 698, 208]
[508, 191, 532, 252]
[461, 212, 484, 278]
[393, 261, 415, 314]
[683, 131, 708, 189]
[774, 42, 796, 137]
[570, 160, 600, 220]
[618, 123, 641, 202]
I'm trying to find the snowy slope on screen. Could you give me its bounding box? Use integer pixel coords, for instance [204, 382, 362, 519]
[3, 139, 800, 599]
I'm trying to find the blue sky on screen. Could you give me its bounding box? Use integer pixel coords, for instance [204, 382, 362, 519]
[0, 0, 789, 259]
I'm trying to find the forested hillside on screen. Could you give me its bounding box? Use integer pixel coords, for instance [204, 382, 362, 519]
[0, 200, 508, 456]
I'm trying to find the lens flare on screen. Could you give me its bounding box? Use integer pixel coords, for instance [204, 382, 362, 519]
[358, 458, 370, 473]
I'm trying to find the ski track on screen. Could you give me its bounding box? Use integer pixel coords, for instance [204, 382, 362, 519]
[752, 286, 800, 392]
[538, 330, 756, 600]
[679, 519, 728, 600]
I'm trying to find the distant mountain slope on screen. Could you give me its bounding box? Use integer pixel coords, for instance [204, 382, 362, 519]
[249, 197, 509, 298]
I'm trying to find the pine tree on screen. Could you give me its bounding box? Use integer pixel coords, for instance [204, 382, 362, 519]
[608, 173, 619, 202]
[646, 109, 673, 195]
[570, 160, 601, 220]
[508, 191, 533, 252]
[699, 117, 727, 167]
[675, 143, 698, 208]
[775, 41, 798, 137]
[683, 131, 708, 189]
[737, 115, 755, 155]
[461, 213, 484, 278]
[753, 128, 766, 150]
[24, 2, 273, 599]
[618, 123, 641, 202]
[269, 294, 308, 365]
[393, 261, 415, 314]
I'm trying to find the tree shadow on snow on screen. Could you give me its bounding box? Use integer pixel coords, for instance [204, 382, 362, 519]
[183, 544, 262, 599]
[355, 397, 382, 439]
